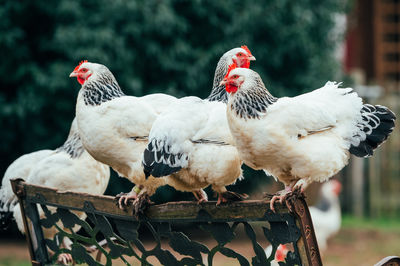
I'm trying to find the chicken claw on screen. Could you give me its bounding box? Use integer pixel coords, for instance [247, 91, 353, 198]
[269, 185, 305, 212]
[269, 194, 287, 212]
[193, 189, 208, 204]
[115, 186, 141, 210]
[268, 187, 293, 212]
[57, 253, 73, 265]
[292, 179, 307, 193]
[217, 191, 248, 205]
[132, 193, 153, 217]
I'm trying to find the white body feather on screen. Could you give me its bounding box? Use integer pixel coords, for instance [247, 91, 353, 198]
[76, 91, 176, 195]
[227, 82, 363, 185]
[14, 148, 110, 234]
[141, 47, 256, 196]
[141, 93, 179, 115]
[149, 97, 243, 193]
[0, 150, 53, 212]
[5, 119, 110, 242]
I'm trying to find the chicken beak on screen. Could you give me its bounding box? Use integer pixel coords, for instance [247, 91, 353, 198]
[249, 55, 256, 61]
[69, 71, 78, 78]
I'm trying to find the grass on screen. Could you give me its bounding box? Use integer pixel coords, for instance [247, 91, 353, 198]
[324, 216, 400, 266]
[0, 257, 31, 266]
[342, 215, 400, 232]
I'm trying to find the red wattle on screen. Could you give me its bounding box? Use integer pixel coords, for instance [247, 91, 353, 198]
[77, 73, 91, 85]
[242, 60, 250, 69]
[77, 77, 85, 85]
[225, 84, 238, 93]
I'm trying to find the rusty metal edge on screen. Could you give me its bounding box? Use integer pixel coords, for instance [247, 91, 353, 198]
[10, 178, 40, 266]
[287, 192, 323, 266]
[374, 256, 400, 266]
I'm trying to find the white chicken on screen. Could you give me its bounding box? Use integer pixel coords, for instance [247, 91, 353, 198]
[142, 47, 255, 204]
[1, 150, 52, 220]
[3, 118, 110, 264]
[222, 67, 396, 210]
[70, 61, 177, 213]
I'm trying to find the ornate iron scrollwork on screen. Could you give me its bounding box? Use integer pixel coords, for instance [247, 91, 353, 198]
[10, 179, 321, 266]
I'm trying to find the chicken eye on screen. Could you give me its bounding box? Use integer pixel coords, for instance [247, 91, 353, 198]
[232, 75, 239, 79]
[237, 53, 243, 57]
[81, 68, 88, 73]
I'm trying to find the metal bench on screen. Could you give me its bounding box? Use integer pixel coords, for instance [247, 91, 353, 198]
[11, 178, 322, 266]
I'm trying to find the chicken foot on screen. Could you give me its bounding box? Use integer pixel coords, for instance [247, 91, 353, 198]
[115, 185, 142, 210]
[268, 179, 307, 212]
[268, 180, 297, 212]
[269, 191, 291, 213]
[57, 253, 73, 265]
[132, 191, 153, 217]
[216, 191, 248, 205]
[56, 236, 73, 265]
[193, 189, 208, 204]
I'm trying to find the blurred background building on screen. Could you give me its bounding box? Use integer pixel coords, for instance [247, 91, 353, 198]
[342, 0, 400, 218]
[345, 0, 400, 87]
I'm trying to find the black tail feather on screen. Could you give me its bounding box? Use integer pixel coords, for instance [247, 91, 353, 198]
[350, 104, 396, 157]
[142, 147, 155, 176]
[142, 140, 184, 178]
[150, 162, 181, 177]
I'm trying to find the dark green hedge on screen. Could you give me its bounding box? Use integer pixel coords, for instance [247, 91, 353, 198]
[0, 0, 348, 198]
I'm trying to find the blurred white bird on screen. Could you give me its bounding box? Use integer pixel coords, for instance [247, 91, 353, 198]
[265, 244, 288, 266]
[1, 118, 110, 264]
[142, 46, 255, 204]
[309, 179, 342, 251]
[1, 150, 52, 219]
[222, 67, 396, 210]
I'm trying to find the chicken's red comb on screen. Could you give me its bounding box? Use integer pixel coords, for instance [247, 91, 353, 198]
[224, 62, 237, 79]
[74, 60, 88, 71]
[275, 244, 288, 262]
[241, 45, 252, 56]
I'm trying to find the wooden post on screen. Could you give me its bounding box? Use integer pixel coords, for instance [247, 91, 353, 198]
[351, 155, 365, 217]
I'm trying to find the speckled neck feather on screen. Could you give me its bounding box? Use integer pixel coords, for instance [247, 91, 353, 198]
[56, 132, 84, 158]
[206, 53, 231, 103]
[82, 72, 125, 106]
[230, 78, 277, 119]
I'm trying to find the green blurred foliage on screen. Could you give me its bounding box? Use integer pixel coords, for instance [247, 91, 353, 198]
[0, 0, 347, 198]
